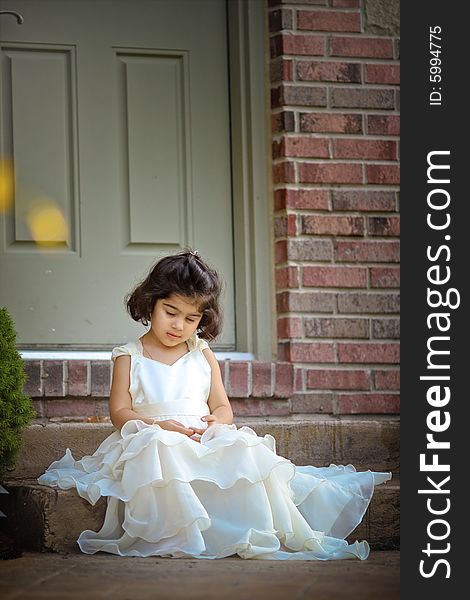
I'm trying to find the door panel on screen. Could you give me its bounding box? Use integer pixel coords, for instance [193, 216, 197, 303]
[3, 44, 78, 250]
[0, 0, 235, 349]
[117, 50, 188, 245]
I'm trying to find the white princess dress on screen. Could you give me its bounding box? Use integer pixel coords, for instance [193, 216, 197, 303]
[37, 332, 392, 560]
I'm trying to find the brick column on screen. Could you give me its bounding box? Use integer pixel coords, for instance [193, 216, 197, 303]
[269, 0, 400, 415]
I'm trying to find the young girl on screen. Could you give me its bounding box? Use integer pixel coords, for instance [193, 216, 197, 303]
[37, 249, 392, 560]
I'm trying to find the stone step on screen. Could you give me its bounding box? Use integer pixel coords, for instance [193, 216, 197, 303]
[0, 477, 399, 553]
[7, 416, 399, 480]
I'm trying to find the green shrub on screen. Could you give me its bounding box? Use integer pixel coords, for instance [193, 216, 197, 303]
[0, 307, 36, 481]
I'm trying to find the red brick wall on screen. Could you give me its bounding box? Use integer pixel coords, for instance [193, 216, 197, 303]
[24, 359, 294, 421]
[269, 0, 400, 415]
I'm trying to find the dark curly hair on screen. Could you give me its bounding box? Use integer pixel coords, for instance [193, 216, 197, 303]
[126, 249, 224, 341]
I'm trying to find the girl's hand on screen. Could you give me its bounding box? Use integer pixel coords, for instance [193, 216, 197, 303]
[157, 420, 206, 443]
[158, 419, 196, 437]
[189, 426, 205, 443]
[201, 414, 219, 427]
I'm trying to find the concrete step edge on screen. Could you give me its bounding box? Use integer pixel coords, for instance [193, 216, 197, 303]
[9, 419, 399, 480]
[30, 416, 400, 426]
[0, 479, 400, 553]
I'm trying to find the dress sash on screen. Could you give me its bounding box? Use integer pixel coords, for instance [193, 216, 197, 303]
[133, 399, 210, 418]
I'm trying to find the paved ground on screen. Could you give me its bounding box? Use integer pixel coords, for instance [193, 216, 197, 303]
[0, 550, 399, 599]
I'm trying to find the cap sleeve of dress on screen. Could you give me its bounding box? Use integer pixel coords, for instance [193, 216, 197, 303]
[197, 336, 210, 351]
[111, 342, 136, 363]
[186, 333, 210, 352]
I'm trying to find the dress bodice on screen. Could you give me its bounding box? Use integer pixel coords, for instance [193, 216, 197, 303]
[111, 332, 212, 429]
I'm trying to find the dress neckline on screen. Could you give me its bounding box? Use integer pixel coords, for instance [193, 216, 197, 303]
[136, 337, 193, 368]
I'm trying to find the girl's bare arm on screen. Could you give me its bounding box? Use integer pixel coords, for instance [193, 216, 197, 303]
[203, 348, 234, 425]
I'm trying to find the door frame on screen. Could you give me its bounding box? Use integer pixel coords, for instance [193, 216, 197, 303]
[229, 0, 274, 361]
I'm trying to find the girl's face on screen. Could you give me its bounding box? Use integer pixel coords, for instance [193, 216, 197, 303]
[150, 293, 203, 347]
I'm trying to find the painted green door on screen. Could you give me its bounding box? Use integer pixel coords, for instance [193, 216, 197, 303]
[0, 0, 235, 349]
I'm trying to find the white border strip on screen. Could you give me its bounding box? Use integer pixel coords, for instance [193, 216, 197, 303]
[19, 351, 255, 361]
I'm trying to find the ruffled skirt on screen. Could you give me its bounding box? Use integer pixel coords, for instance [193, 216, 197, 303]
[37, 420, 391, 560]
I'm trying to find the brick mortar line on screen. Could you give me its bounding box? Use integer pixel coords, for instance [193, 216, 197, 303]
[276, 291, 400, 296]
[365, 264, 372, 288]
[326, 191, 333, 212]
[275, 161, 399, 169]
[274, 263, 400, 270]
[276, 10, 362, 16]
[271, 132, 400, 139]
[270, 107, 401, 115]
[271, 158, 400, 165]
[274, 219, 401, 226]
[298, 267, 400, 272]
[278, 338, 400, 343]
[268, 7, 362, 14]
[275, 233, 400, 240]
[275, 209, 399, 219]
[280, 340, 400, 344]
[358, 0, 364, 30]
[277, 315, 400, 321]
[270, 362, 275, 397]
[270, 82, 399, 89]
[276, 296, 400, 300]
[272, 166, 401, 173]
[63, 361, 68, 397]
[272, 183, 400, 190]
[325, 32, 332, 58]
[287, 362, 400, 369]
[86, 360, 91, 396]
[280, 249, 400, 256]
[291, 57, 298, 83]
[278, 351, 400, 359]
[274, 133, 400, 140]
[286, 123, 401, 136]
[276, 56, 400, 65]
[293, 365, 398, 371]
[321, 390, 401, 395]
[276, 312, 400, 318]
[293, 109, 300, 130]
[275, 279, 400, 287]
[273, 212, 400, 219]
[271, 155, 400, 163]
[275, 184, 400, 190]
[331, 393, 339, 413]
[39, 360, 44, 397]
[279, 328, 400, 334]
[320, 33, 398, 40]
[292, 34, 379, 41]
[275, 262, 401, 266]
[328, 137, 333, 158]
[248, 361, 253, 397]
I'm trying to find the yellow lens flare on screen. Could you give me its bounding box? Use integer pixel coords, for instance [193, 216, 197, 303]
[0, 158, 14, 213]
[26, 199, 68, 245]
